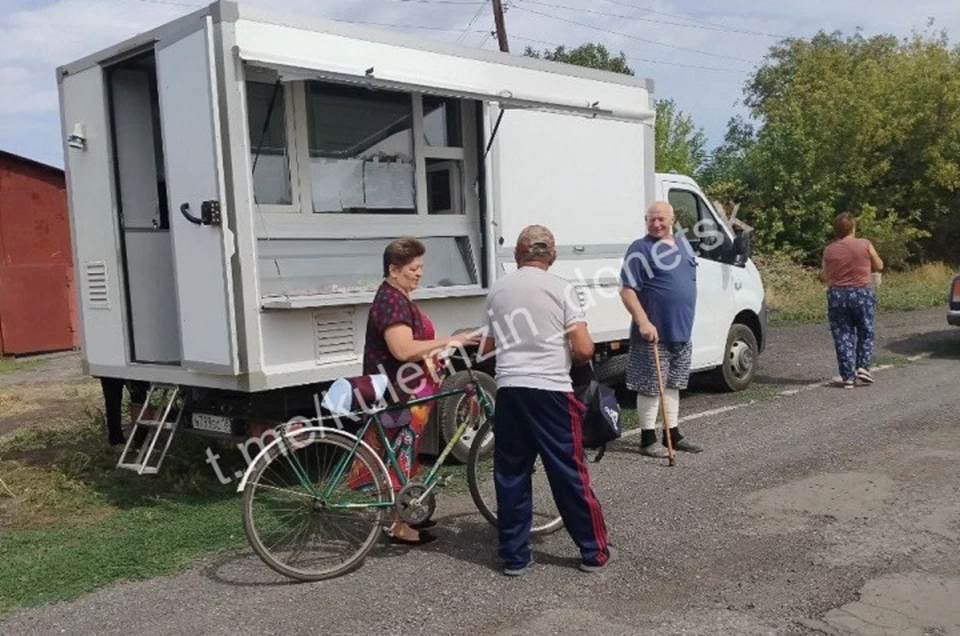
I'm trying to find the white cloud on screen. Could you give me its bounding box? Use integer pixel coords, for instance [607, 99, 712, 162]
[0, 0, 189, 163]
[0, 66, 59, 113]
[0, 0, 184, 67]
[2, 0, 959, 166]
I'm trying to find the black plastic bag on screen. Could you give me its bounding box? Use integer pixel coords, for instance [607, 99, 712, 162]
[572, 363, 622, 462]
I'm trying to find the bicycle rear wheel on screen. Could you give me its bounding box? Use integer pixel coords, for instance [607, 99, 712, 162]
[241, 430, 389, 581]
[466, 418, 564, 535]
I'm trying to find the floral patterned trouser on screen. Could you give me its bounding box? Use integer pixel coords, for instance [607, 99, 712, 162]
[827, 286, 876, 381]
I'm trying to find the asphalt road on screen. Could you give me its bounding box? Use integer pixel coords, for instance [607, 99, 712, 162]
[4, 308, 959, 636]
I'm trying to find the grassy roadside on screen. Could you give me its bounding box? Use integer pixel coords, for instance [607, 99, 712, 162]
[0, 412, 527, 617]
[756, 257, 955, 325]
[0, 404, 638, 618]
[0, 416, 246, 619]
[0, 358, 42, 376]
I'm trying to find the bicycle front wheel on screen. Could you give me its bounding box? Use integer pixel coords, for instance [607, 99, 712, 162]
[466, 418, 564, 536]
[241, 430, 389, 581]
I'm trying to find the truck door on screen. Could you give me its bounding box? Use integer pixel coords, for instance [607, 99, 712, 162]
[155, 17, 239, 374]
[665, 184, 735, 369]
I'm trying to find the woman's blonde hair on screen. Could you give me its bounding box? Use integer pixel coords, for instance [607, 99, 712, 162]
[833, 212, 856, 239]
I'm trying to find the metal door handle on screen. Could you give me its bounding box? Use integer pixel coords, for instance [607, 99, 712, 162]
[180, 203, 203, 226]
[180, 201, 221, 227]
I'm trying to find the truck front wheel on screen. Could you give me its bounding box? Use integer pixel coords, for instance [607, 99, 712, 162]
[711, 324, 759, 392]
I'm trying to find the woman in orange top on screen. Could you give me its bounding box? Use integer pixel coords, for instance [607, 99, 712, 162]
[821, 213, 884, 388]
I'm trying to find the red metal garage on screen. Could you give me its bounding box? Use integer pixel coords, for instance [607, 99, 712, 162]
[0, 150, 79, 355]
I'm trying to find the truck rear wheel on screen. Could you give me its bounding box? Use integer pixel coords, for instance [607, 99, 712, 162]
[711, 324, 759, 392]
[595, 353, 628, 386]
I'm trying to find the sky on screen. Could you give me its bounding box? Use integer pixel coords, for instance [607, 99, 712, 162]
[2, 0, 959, 168]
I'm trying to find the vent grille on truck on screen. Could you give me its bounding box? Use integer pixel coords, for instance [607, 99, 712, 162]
[85, 261, 110, 309]
[312, 309, 356, 363]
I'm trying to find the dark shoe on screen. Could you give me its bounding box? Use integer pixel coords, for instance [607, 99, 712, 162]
[388, 530, 437, 546]
[672, 438, 703, 453]
[503, 561, 533, 577]
[411, 519, 437, 530]
[639, 442, 669, 458]
[580, 547, 615, 572]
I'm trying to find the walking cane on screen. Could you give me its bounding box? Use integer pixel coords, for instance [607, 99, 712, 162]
[652, 343, 676, 467]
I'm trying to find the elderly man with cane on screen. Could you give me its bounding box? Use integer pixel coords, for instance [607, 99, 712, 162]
[479, 224, 611, 576]
[619, 200, 704, 458]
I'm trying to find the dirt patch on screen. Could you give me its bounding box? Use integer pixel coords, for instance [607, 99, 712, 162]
[493, 607, 791, 636]
[823, 574, 960, 635]
[0, 379, 101, 438]
[0, 353, 84, 389]
[746, 472, 896, 523]
[0, 353, 99, 438]
[741, 436, 960, 571]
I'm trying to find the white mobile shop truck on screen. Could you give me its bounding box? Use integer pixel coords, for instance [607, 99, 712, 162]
[57, 1, 766, 471]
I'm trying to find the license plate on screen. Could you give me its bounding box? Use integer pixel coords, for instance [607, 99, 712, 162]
[192, 412, 233, 435]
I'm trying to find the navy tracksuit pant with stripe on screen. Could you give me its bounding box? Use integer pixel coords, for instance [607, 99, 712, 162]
[494, 387, 610, 569]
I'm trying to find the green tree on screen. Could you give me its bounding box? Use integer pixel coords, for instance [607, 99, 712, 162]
[699, 116, 755, 219]
[524, 43, 707, 175]
[699, 115, 754, 188]
[523, 43, 633, 75]
[711, 28, 960, 265]
[655, 99, 707, 175]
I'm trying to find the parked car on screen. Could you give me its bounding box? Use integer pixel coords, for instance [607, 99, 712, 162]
[949, 273, 960, 326]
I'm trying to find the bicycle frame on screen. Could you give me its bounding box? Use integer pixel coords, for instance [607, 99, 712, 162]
[273, 367, 495, 509]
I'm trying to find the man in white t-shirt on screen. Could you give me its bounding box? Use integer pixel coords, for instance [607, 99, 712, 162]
[479, 225, 611, 576]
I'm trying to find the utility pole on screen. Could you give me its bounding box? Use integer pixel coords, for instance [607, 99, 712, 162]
[491, 0, 510, 52]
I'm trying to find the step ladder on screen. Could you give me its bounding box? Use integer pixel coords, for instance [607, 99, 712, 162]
[117, 384, 183, 475]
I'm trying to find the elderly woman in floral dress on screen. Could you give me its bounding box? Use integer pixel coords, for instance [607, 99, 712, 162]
[347, 237, 478, 545]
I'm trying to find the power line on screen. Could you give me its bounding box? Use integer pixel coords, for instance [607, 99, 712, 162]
[511, 5, 757, 65]
[600, 0, 791, 38]
[106, 0, 202, 7]
[343, 19, 488, 32]
[349, 0, 487, 4]
[478, 30, 495, 48]
[475, 19, 497, 48]
[108, 0, 496, 36]
[516, 0, 790, 39]
[106, 0, 489, 8]
[456, 1, 490, 43]
[511, 34, 751, 73]
[111, 0, 752, 71]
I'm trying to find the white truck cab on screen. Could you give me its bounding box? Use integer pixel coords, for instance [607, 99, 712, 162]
[655, 173, 766, 391]
[568, 172, 766, 395]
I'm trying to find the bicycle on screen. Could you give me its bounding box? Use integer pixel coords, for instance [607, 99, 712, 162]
[238, 363, 563, 581]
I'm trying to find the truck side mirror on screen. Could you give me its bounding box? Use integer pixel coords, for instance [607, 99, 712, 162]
[733, 229, 752, 267]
